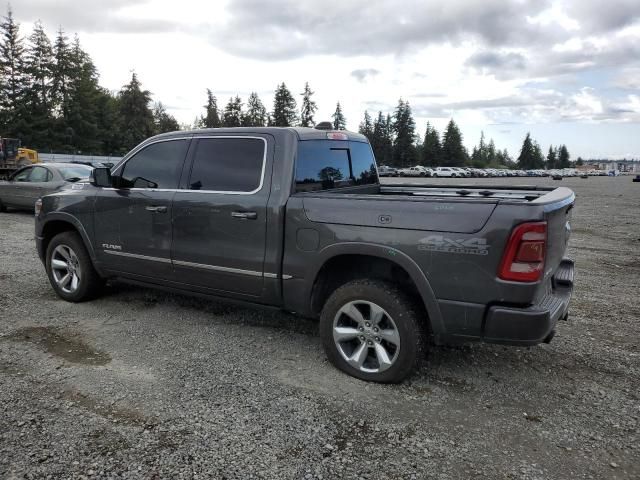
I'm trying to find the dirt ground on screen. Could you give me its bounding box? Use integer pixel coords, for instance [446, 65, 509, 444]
[0, 175, 638, 479]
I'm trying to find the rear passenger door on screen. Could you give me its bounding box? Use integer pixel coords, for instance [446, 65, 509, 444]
[93, 138, 190, 279]
[171, 136, 271, 297]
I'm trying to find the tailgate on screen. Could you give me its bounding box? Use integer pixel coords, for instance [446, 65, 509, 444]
[537, 188, 575, 281]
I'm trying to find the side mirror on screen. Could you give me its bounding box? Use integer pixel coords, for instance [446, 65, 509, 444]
[90, 167, 112, 187]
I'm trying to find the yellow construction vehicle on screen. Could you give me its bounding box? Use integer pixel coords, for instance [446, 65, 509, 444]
[0, 137, 40, 178]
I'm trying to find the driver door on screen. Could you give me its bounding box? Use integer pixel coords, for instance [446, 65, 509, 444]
[93, 138, 191, 279]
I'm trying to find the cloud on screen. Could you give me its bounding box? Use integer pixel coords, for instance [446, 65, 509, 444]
[207, 0, 556, 60]
[466, 50, 527, 73]
[13, 0, 175, 34]
[411, 86, 640, 124]
[350, 68, 380, 82]
[562, 0, 640, 33]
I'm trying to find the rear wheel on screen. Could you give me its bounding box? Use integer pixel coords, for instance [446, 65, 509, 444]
[45, 232, 104, 302]
[320, 279, 426, 383]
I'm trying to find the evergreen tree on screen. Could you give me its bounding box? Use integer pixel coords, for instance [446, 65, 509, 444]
[358, 110, 373, 139]
[392, 99, 417, 167]
[271, 82, 297, 126]
[332, 102, 346, 130]
[487, 139, 497, 165]
[532, 141, 544, 169]
[546, 146, 557, 169]
[576, 156, 584, 166]
[441, 119, 467, 166]
[422, 122, 441, 166]
[118, 73, 154, 150]
[517, 133, 544, 169]
[23, 20, 54, 147]
[95, 89, 123, 155]
[243, 92, 267, 126]
[63, 36, 102, 152]
[0, 6, 27, 135]
[498, 148, 513, 166]
[470, 131, 498, 167]
[299, 82, 317, 127]
[369, 111, 393, 165]
[222, 95, 243, 127]
[152, 102, 179, 134]
[51, 27, 72, 119]
[201, 89, 221, 128]
[383, 113, 394, 165]
[558, 144, 570, 168]
[370, 111, 385, 163]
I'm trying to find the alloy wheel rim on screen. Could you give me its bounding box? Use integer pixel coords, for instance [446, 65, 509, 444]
[333, 300, 400, 373]
[51, 244, 81, 294]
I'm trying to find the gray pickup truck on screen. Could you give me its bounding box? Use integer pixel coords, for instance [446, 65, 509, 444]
[35, 126, 575, 382]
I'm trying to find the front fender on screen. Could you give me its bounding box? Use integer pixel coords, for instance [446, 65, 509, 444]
[37, 211, 98, 263]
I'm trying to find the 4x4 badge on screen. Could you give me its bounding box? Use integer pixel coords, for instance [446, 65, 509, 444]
[418, 235, 489, 255]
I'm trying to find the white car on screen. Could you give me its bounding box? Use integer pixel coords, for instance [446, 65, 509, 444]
[398, 166, 425, 177]
[433, 167, 456, 177]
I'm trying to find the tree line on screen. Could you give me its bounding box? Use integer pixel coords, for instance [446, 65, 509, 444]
[0, 6, 571, 168]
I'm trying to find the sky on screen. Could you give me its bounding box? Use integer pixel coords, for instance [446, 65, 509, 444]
[13, 0, 640, 159]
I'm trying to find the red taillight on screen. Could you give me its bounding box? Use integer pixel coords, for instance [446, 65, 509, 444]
[498, 221, 547, 282]
[326, 132, 348, 140]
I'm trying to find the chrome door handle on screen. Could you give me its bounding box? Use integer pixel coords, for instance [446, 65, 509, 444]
[231, 211, 257, 220]
[145, 205, 167, 213]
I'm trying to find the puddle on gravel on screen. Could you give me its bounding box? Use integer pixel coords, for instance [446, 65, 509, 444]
[6, 326, 111, 365]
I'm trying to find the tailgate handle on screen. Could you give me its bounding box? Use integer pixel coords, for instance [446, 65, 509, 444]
[231, 211, 257, 220]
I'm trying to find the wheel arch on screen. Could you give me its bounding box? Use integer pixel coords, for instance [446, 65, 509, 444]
[40, 213, 98, 265]
[308, 243, 444, 334]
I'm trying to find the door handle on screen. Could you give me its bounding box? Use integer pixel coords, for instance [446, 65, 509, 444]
[145, 205, 168, 213]
[231, 211, 257, 220]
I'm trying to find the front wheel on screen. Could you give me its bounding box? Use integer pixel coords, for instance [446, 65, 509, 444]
[45, 231, 104, 302]
[320, 279, 426, 383]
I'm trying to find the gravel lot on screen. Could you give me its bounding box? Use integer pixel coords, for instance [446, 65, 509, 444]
[1, 175, 638, 479]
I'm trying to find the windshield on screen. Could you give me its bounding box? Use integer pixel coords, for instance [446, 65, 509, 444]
[57, 165, 93, 181]
[295, 140, 378, 192]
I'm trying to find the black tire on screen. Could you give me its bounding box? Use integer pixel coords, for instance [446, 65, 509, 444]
[319, 279, 426, 383]
[0, 199, 6, 212]
[45, 231, 104, 302]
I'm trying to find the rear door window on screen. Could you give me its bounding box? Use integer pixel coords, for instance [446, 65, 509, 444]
[295, 140, 378, 192]
[120, 139, 189, 189]
[187, 137, 265, 192]
[29, 166, 50, 182]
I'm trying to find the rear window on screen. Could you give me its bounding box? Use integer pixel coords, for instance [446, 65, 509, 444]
[57, 164, 93, 181]
[295, 140, 378, 192]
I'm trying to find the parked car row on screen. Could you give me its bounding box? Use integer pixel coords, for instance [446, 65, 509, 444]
[378, 166, 611, 178]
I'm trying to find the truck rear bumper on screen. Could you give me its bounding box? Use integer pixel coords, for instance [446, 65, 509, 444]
[482, 259, 574, 346]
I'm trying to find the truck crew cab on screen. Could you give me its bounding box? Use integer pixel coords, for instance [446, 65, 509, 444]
[35, 126, 575, 383]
